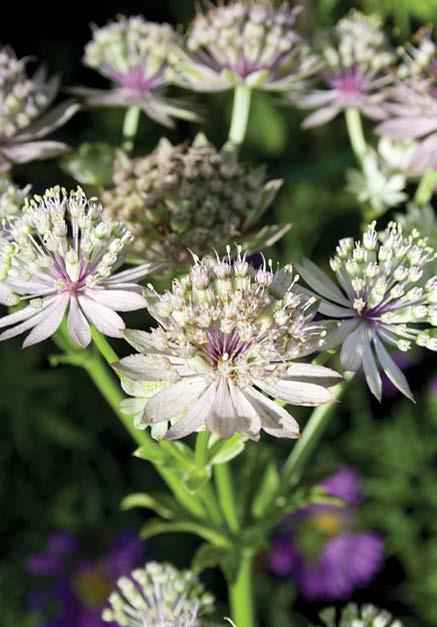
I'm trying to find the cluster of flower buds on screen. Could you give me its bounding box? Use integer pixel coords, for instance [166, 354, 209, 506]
[299, 221, 436, 400]
[114, 248, 341, 440]
[102, 133, 284, 265]
[318, 603, 403, 627]
[171, 0, 319, 92]
[0, 46, 77, 171]
[74, 15, 197, 127]
[102, 561, 215, 626]
[0, 176, 30, 235]
[377, 28, 437, 172]
[0, 187, 158, 346]
[298, 10, 393, 127]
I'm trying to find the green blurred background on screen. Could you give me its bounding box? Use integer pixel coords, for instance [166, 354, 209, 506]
[1, 0, 437, 625]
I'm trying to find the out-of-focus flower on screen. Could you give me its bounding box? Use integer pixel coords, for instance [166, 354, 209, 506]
[396, 203, 437, 269]
[269, 468, 384, 601]
[346, 151, 407, 216]
[28, 530, 144, 627]
[0, 187, 159, 346]
[318, 603, 403, 626]
[298, 10, 393, 128]
[376, 29, 437, 172]
[102, 561, 214, 627]
[114, 249, 341, 440]
[0, 176, 30, 230]
[72, 16, 197, 128]
[297, 221, 436, 400]
[102, 133, 286, 265]
[171, 1, 319, 93]
[0, 46, 78, 171]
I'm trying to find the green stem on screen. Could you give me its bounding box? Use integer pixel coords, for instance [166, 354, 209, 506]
[228, 85, 252, 149]
[215, 463, 240, 534]
[229, 554, 255, 627]
[122, 106, 141, 154]
[345, 107, 367, 165]
[195, 431, 211, 465]
[281, 382, 346, 489]
[414, 168, 437, 207]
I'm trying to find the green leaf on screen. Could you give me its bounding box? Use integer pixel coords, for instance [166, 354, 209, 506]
[251, 461, 280, 519]
[208, 433, 246, 465]
[120, 492, 182, 519]
[191, 543, 224, 574]
[134, 443, 169, 465]
[139, 518, 231, 547]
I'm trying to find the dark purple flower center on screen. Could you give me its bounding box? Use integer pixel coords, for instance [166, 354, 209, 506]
[204, 326, 251, 368]
[329, 67, 363, 95]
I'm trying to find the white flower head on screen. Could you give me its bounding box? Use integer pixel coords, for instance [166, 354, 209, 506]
[319, 603, 403, 626]
[298, 222, 436, 401]
[0, 176, 30, 236]
[114, 248, 341, 441]
[101, 561, 214, 627]
[0, 186, 160, 347]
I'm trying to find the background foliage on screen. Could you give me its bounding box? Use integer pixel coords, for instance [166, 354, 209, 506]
[1, 0, 436, 625]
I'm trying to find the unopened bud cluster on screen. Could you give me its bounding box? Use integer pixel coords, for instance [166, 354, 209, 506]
[0, 177, 30, 235]
[102, 134, 281, 264]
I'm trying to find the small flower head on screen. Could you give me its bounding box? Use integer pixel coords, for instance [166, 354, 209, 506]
[298, 222, 436, 400]
[76, 16, 196, 128]
[0, 187, 158, 347]
[270, 468, 383, 601]
[0, 176, 30, 234]
[299, 10, 393, 128]
[318, 604, 403, 627]
[0, 46, 77, 170]
[102, 561, 214, 627]
[102, 133, 284, 265]
[377, 28, 437, 172]
[172, 0, 319, 93]
[114, 248, 341, 441]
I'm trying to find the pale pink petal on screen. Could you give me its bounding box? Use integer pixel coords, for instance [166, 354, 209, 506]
[228, 384, 261, 440]
[285, 363, 342, 388]
[255, 377, 334, 406]
[376, 116, 437, 139]
[409, 133, 437, 172]
[165, 384, 217, 440]
[302, 105, 340, 129]
[103, 263, 161, 285]
[205, 377, 237, 439]
[144, 377, 208, 424]
[0, 304, 41, 329]
[67, 296, 92, 348]
[243, 387, 300, 438]
[78, 295, 125, 338]
[0, 298, 61, 342]
[0, 141, 70, 164]
[114, 353, 179, 382]
[85, 288, 146, 311]
[23, 293, 69, 348]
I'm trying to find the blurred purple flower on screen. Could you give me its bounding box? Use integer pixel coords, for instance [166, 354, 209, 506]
[28, 530, 144, 627]
[269, 468, 384, 601]
[376, 30, 437, 173]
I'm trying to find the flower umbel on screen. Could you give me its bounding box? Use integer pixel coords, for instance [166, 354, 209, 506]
[376, 28, 437, 172]
[114, 249, 341, 440]
[0, 187, 159, 347]
[102, 133, 285, 265]
[74, 16, 197, 128]
[172, 0, 318, 93]
[318, 603, 403, 627]
[0, 46, 78, 171]
[298, 221, 436, 400]
[298, 10, 393, 128]
[101, 561, 214, 627]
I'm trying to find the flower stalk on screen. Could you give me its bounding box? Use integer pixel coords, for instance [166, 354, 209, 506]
[122, 105, 141, 154]
[229, 555, 256, 627]
[229, 85, 252, 150]
[345, 107, 368, 165]
[414, 168, 437, 207]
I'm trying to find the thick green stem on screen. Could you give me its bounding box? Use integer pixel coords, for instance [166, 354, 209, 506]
[215, 463, 240, 534]
[229, 85, 252, 149]
[345, 107, 367, 165]
[414, 168, 437, 207]
[229, 554, 255, 627]
[122, 106, 141, 154]
[281, 383, 346, 489]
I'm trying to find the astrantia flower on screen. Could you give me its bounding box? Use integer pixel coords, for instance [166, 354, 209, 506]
[346, 147, 408, 215]
[0, 187, 159, 347]
[298, 10, 393, 128]
[376, 29, 437, 172]
[114, 249, 341, 440]
[0, 46, 78, 171]
[0, 176, 30, 233]
[102, 561, 214, 627]
[172, 1, 318, 93]
[318, 603, 403, 627]
[269, 468, 384, 600]
[102, 133, 285, 265]
[73, 16, 197, 128]
[297, 221, 437, 400]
